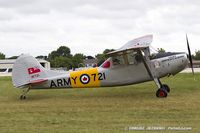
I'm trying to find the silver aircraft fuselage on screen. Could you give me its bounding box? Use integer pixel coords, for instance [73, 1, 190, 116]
[30, 53, 188, 89]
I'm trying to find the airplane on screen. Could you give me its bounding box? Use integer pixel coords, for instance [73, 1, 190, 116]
[12, 34, 194, 100]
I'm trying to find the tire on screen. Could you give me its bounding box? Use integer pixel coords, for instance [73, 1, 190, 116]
[162, 84, 170, 93]
[156, 88, 168, 98]
[20, 95, 26, 100]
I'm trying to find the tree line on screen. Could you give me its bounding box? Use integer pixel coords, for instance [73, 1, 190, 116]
[0, 46, 114, 69]
[45, 46, 114, 69]
[1, 47, 200, 69]
[157, 48, 200, 60]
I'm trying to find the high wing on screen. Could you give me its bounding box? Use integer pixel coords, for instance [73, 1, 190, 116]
[107, 34, 153, 56]
[106, 34, 163, 90]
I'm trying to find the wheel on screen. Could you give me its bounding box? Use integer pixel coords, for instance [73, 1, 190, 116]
[156, 88, 168, 98]
[162, 84, 170, 93]
[20, 95, 26, 100]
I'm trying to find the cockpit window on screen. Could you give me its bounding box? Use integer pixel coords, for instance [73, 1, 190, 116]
[111, 50, 142, 66]
[112, 54, 125, 65]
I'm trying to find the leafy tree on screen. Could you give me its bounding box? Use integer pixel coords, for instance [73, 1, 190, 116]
[157, 48, 166, 53]
[48, 50, 59, 60]
[103, 49, 115, 54]
[36, 55, 47, 60]
[193, 50, 200, 60]
[95, 49, 115, 66]
[51, 56, 72, 69]
[72, 53, 84, 68]
[48, 46, 72, 60]
[47, 46, 116, 68]
[192, 55, 195, 59]
[85, 56, 95, 59]
[57, 46, 71, 57]
[95, 54, 105, 66]
[48, 46, 73, 68]
[0, 52, 5, 59]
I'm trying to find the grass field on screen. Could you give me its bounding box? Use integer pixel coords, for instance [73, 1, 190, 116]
[0, 73, 199, 133]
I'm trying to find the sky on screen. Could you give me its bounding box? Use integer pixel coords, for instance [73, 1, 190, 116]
[0, 0, 200, 58]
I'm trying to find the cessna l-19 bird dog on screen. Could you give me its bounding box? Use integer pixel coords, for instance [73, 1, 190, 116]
[12, 35, 193, 99]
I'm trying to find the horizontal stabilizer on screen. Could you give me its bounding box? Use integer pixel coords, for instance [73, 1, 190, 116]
[29, 79, 48, 84]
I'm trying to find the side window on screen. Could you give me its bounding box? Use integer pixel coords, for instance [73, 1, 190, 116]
[8, 68, 12, 73]
[112, 54, 125, 65]
[127, 51, 138, 65]
[111, 50, 142, 66]
[0, 69, 7, 72]
[126, 50, 142, 65]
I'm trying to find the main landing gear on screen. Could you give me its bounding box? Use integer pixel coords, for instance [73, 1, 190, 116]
[20, 88, 30, 100]
[156, 84, 170, 98]
[153, 78, 170, 98]
[136, 49, 171, 98]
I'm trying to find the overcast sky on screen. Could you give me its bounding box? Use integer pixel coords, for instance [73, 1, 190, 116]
[0, 0, 200, 57]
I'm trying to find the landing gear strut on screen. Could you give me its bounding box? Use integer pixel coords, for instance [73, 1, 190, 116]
[136, 49, 171, 98]
[20, 88, 30, 100]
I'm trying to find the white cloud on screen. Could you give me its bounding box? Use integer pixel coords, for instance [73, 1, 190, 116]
[0, 0, 199, 57]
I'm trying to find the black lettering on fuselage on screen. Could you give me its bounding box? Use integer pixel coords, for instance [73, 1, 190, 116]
[98, 72, 106, 80]
[57, 79, 63, 87]
[50, 80, 57, 88]
[71, 76, 77, 84]
[63, 78, 71, 86]
[50, 78, 71, 88]
[91, 73, 96, 81]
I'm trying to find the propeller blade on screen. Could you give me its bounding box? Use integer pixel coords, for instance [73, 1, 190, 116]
[186, 34, 194, 75]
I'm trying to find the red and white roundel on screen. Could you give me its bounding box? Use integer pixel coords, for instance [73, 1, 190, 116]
[80, 74, 90, 84]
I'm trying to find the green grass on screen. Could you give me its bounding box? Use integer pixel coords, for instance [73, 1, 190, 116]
[0, 74, 199, 133]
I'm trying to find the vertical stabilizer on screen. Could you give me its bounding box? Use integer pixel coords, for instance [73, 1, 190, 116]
[12, 54, 47, 88]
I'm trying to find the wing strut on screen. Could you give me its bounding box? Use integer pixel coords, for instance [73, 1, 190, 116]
[137, 49, 162, 88]
[136, 48, 170, 98]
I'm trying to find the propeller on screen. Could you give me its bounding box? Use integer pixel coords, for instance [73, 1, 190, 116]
[186, 34, 194, 75]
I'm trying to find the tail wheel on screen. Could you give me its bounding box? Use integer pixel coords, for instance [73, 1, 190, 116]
[162, 84, 170, 93]
[156, 89, 168, 98]
[20, 95, 26, 100]
[20, 88, 30, 100]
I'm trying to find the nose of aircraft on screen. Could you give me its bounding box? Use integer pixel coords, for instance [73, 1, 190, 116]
[172, 53, 188, 75]
[180, 53, 189, 71]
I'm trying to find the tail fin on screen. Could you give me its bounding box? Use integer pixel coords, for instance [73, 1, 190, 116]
[12, 54, 47, 88]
